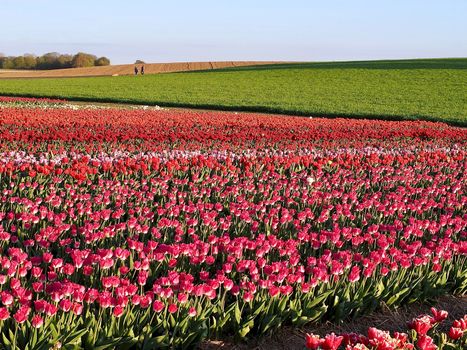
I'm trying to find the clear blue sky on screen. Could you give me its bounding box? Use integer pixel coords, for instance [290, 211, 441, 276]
[2, 0, 466, 64]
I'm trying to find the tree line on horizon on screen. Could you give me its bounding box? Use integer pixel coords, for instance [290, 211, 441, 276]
[0, 52, 110, 70]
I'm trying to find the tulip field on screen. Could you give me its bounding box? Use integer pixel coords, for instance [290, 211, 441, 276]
[0, 96, 466, 349]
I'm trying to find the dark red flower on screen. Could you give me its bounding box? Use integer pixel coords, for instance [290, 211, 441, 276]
[305, 333, 322, 350]
[430, 308, 448, 323]
[321, 333, 344, 350]
[416, 336, 436, 350]
[448, 327, 463, 340]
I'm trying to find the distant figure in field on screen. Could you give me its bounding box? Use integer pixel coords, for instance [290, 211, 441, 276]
[141, 65, 145, 75]
[134, 66, 138, 75]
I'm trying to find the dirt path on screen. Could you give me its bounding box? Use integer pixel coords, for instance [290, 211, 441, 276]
[0, 61, 283, 79]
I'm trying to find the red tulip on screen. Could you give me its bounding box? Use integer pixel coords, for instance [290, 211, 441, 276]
[305, 333, 322, 350]
[153, 300, 164, 313]
[1, 292, 14, 306]
[72, 303, 83, 316]
[321, 333, 344, 350]
[188, 307, 197, 317]
[409, 316, 432, 335]
[0, 307, 10, 321]
[113, 306, 124, 318]
[31, 314, 44, 328]
[416, 336, 437, 350]
[59, 299, 73, 312]
[168, 304, 178, 314]
[430, 308, 448, 323]
[448, 327, 463, 340]
[13, 306, 30, 324]
[348, 266, 361, 283]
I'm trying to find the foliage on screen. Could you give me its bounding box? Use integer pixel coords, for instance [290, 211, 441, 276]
[36, 52, 64, 70]
[0, 52, 110, 70]
[95, 57, 111, 66]
[71, 53, 98, 68]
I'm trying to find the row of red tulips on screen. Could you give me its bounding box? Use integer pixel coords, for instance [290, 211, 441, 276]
[1, 101, 466, 153]
[0, 96, 65, 104]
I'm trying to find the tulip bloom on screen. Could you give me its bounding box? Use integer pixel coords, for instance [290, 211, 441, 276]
[409, 316, 432, 336]
[416, 336, 437, 350]
[31, 314, 44, 328]
[168, 304, 178, 314]
[321, 333, 344, 350]
[0, 307, 10, 321]
[153, 300, 164, 313]
[305, 333, 322, 350]
[430, 308, 448, 323]
[113, 306, 124, 318]
[13, 306, 30, 324]
[448, 327, 463, 340]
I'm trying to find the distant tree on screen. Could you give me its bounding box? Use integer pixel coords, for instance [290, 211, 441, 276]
[1, 52, 110, 70]
[95, 57, 111, 66]
[135, 60, 145, 64]
[71, 52, 97, 68]
[57, 54, 73, 68]
[23, 54, 37, 69]
[0, 54, 6, 69]
[37, 52, 61, 69]
[35, 56, 44, 69]
[0, 57, 14, 69]
[12, 56, 26, 69]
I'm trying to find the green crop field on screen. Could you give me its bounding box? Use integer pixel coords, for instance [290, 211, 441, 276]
[0, 58, 466, 125]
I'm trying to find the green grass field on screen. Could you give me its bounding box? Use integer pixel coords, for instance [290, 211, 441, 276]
[1, 58, 466, 125]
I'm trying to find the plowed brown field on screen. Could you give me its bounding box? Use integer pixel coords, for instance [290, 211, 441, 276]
[0, 61, 281, 78]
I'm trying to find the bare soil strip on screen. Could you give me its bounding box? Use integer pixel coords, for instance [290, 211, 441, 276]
[0, 61, 283, 79]
[200, 295, 467, 350]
